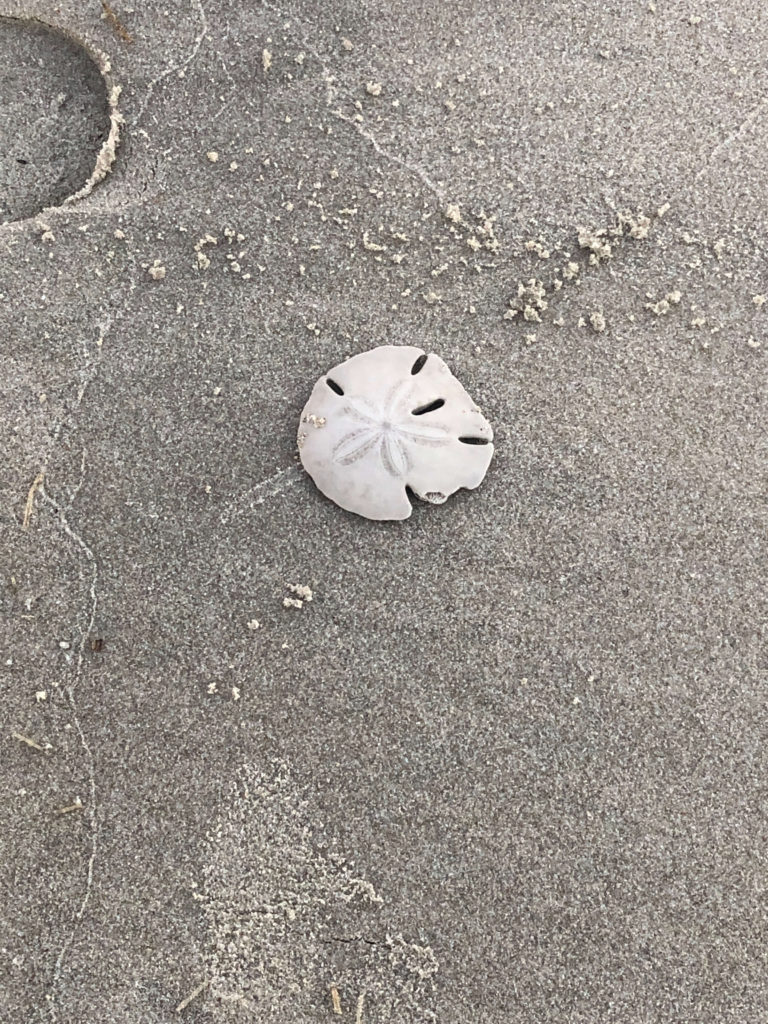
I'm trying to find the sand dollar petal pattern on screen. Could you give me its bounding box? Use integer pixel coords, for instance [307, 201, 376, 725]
[298, 345, 494, 520]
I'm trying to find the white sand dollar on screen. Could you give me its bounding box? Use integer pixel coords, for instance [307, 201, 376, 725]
[298, 345, 494, 520]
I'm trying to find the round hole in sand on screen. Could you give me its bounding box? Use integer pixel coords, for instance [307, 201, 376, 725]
[0, 17, 112, 224]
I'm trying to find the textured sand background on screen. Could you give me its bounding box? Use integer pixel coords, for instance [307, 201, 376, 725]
[1, 1, 767, 1021]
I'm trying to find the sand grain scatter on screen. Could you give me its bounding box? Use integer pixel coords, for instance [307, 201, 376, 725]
[200, 761, 438, 1021]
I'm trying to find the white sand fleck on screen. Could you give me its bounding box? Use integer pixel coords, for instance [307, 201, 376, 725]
[578, 227, 612, 262]
[589, 310, 607, 333]
[505, 278, 549, 321]
[525, 239, 551, 259]
[752, 294, 766, 307]
[362, 231, 386, 252]
[206, 151, 219, 163]
[303, 413, 326, 428]
[366, 81, 383, 96]
[476, 213, 500, 251]
[647, 291, 682, 316]
[148, 262, 166, 280]
[620, 211, 651, 239]
[247, 619, 260, 631]
[262, 48, 272, 72]
[563, 261, 580, 280]
[520, 279, 546, 306]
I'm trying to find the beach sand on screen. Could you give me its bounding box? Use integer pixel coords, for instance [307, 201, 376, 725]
[1, 1, 767, 1020]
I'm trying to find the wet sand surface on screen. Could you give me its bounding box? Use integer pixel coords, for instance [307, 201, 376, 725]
[1, 1, 767, 1020]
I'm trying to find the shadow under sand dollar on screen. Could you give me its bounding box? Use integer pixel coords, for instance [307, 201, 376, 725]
[199, 760, 439, 1022]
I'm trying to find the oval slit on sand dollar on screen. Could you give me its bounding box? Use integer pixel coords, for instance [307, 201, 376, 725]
[326, 378, 344, 395]
[459, 436, 491, 445]
[411, 398, 445, 416]
[411, 353, 428, 375]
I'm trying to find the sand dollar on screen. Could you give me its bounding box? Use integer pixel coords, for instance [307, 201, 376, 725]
[298, 345, 494, 520]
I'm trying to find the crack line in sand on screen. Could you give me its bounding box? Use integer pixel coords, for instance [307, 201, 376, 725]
[41, 472, 100, 1024]
[18, 324, 106, 1022]
[212, 51, 238, 120]
[20, 322, 109, 531]
[259, 0, 446, 204]
[694, 96, 768, 182]
[134, 0, 208, 126]
[62, 450, 89, 513]
[219, 463, 302, 524]
[334, 110, 446, 203]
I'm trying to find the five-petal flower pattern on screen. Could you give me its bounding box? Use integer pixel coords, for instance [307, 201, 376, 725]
[332, 381, 451, 478]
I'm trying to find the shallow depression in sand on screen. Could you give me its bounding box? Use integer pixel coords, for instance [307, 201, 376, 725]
[0, 17, 111, 223]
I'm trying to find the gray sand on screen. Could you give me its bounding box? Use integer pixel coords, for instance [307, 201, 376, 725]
[1, 1, 767, 1021]
[0, 16, 110, 223]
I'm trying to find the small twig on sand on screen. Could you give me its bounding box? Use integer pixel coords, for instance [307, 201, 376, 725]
[330, 985, 342, 1014]
[175, 978, 209, 1014]
[12, 732, 46, 751]
[56, 799, 84, 814]
[22, 471, 45, 530]
[101, 1, 134, 43]
[356, 991, 366, 1023]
